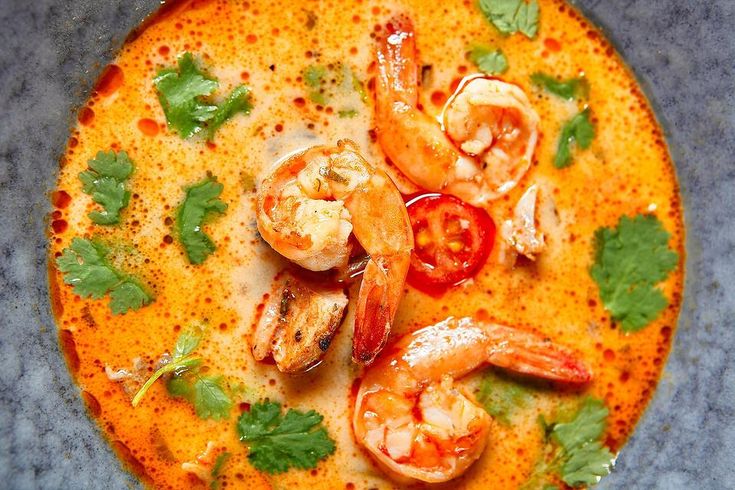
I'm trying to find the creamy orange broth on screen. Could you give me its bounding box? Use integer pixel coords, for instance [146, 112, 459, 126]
[48, 0, 684, 488]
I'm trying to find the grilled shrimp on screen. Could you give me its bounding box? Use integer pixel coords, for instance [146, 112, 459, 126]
[353, 316, 591, 483]
[256, 140, 414, 365]
[252, 273, 348, 373]
[375, 16, 539, 206]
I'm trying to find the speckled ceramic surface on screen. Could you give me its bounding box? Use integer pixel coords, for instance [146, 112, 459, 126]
[0, 1, 733, 489]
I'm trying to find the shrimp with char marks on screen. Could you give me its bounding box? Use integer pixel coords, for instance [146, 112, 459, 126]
[256, 140, 413, 365]
[375, 16, 540, 206]
[353, 316, 591, 483]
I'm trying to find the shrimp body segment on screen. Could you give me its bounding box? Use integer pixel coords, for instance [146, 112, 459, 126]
[353, 316, 592, 483]
[256, 140, 414, 364]
[375, 16, 540, 206]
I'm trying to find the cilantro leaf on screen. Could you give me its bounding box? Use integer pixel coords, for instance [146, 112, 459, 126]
[477, 368, 533, 425]
[175, 176, 228, 265]
[237, 401, 336, 474]
[109, 280, 152, 315]
[551, 398, 607, 451]
[469, 45, 509, 74]
[478, 0, 540, 39]
[155, 52, 253, 139]
[551, 398, 615, 487]
[206, 85, 253, 139]
[554, 109, 594, 169]
[562, 441, 615, 486]
[56, 237, 153, 313]
[210, 452, 230, 489]
[154, 52, 219, 138]
[338, 109, 358, 118]
[590, 214, 678, 332]
[192, 376, 233, 420]
[79, 151, 134, 225]
[523, 398, 615, 488]
[303, 64, 328, 104]
[531, 72, 589, 100]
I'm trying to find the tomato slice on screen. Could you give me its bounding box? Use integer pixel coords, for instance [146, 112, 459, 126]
[406, 193, 495, 293]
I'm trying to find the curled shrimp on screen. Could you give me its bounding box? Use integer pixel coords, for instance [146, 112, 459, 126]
[375, 16, 540, 206]
[353, 316, 591, 483]
[256, 140, 414, 365]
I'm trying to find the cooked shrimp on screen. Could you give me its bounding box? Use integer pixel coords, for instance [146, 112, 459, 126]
[252, 273, 348, 373]
[256, 140, 414, 364]
[501, 184, 546, 261]
[353, 316, 591, 483]
[375, 16, 539, 206]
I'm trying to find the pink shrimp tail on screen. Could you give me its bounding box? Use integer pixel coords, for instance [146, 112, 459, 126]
[485, 324, 592, 384]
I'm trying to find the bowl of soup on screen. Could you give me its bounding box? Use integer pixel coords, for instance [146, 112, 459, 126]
[1, 0, 733, 489]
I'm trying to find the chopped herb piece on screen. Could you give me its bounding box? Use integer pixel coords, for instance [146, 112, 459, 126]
[237, 401, 336, 474]
[477, 368, 533, 425]
[56, 237, 153, 314]
[469, 45, 509, 74]
[590, 214, 678, 332]
[531, 72, 589, 100]
[79, 150, 134, 225]
[154, 52, 252, 139]
[191, 376, 233, 420]
[522, 398, 615, 488]
[338, 109, 358, 118]
[554, 109, 594, 169]
[210, 452, 230, 489]
[206, 85, 253, 139]
[132, 325, 203, 407]
[176, 176, 228, 265]
[304, 65, 327, 88]
[478, 0, 540, 39]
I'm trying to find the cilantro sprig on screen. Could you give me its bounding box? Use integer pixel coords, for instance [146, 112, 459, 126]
[478, 0, 540, 39]
[531, 73, 589, 100]
[132, 326, 233, 420]
[591, 214, 679, 332]
[523, 398, 616, 488]
[79, 150, 134, 225]
[554, 109, 594, 169]
[56, 237, 153, 314]
[175, 176, 228, 265]
[469, 45, 509, 75]
[237, 401, 336, 474]
[154, 52, 252, 140]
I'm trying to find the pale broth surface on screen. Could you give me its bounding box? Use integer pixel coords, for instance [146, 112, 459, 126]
[49, 0, 684, 488]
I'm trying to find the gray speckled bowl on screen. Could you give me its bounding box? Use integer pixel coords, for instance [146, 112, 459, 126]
[1, 1, 733, 488]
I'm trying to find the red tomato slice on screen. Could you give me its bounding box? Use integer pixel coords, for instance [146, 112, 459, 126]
[406, 193, 495, 293]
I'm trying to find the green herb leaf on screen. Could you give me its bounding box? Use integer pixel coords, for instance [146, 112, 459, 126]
[210, 452, 231, 489]
[478, 0, 540, 39]
[552, 398, 615, 487]
[56, 237, 153, 313]
[551, 398, 608, 451]
[469, 45, 509, 74]
[132, 326, 202, 407]
[175, 176, 228, 264]
[338, 109, 358, 118]
[303, 65, 327, 88]
[154, 52, 219, 138]
[192, 376, 233, 420]
[554, 109, 594, 169]
[237, 401, 336, 474]
[154, 52, 253, 139]
[531, 72, 589, 100]
[590, 214, 678, 332]
[561, 441, 615, 486]
[477, 369, 533, 425]
[79, 150, 134, 225]
[206, 85, 253, 140]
